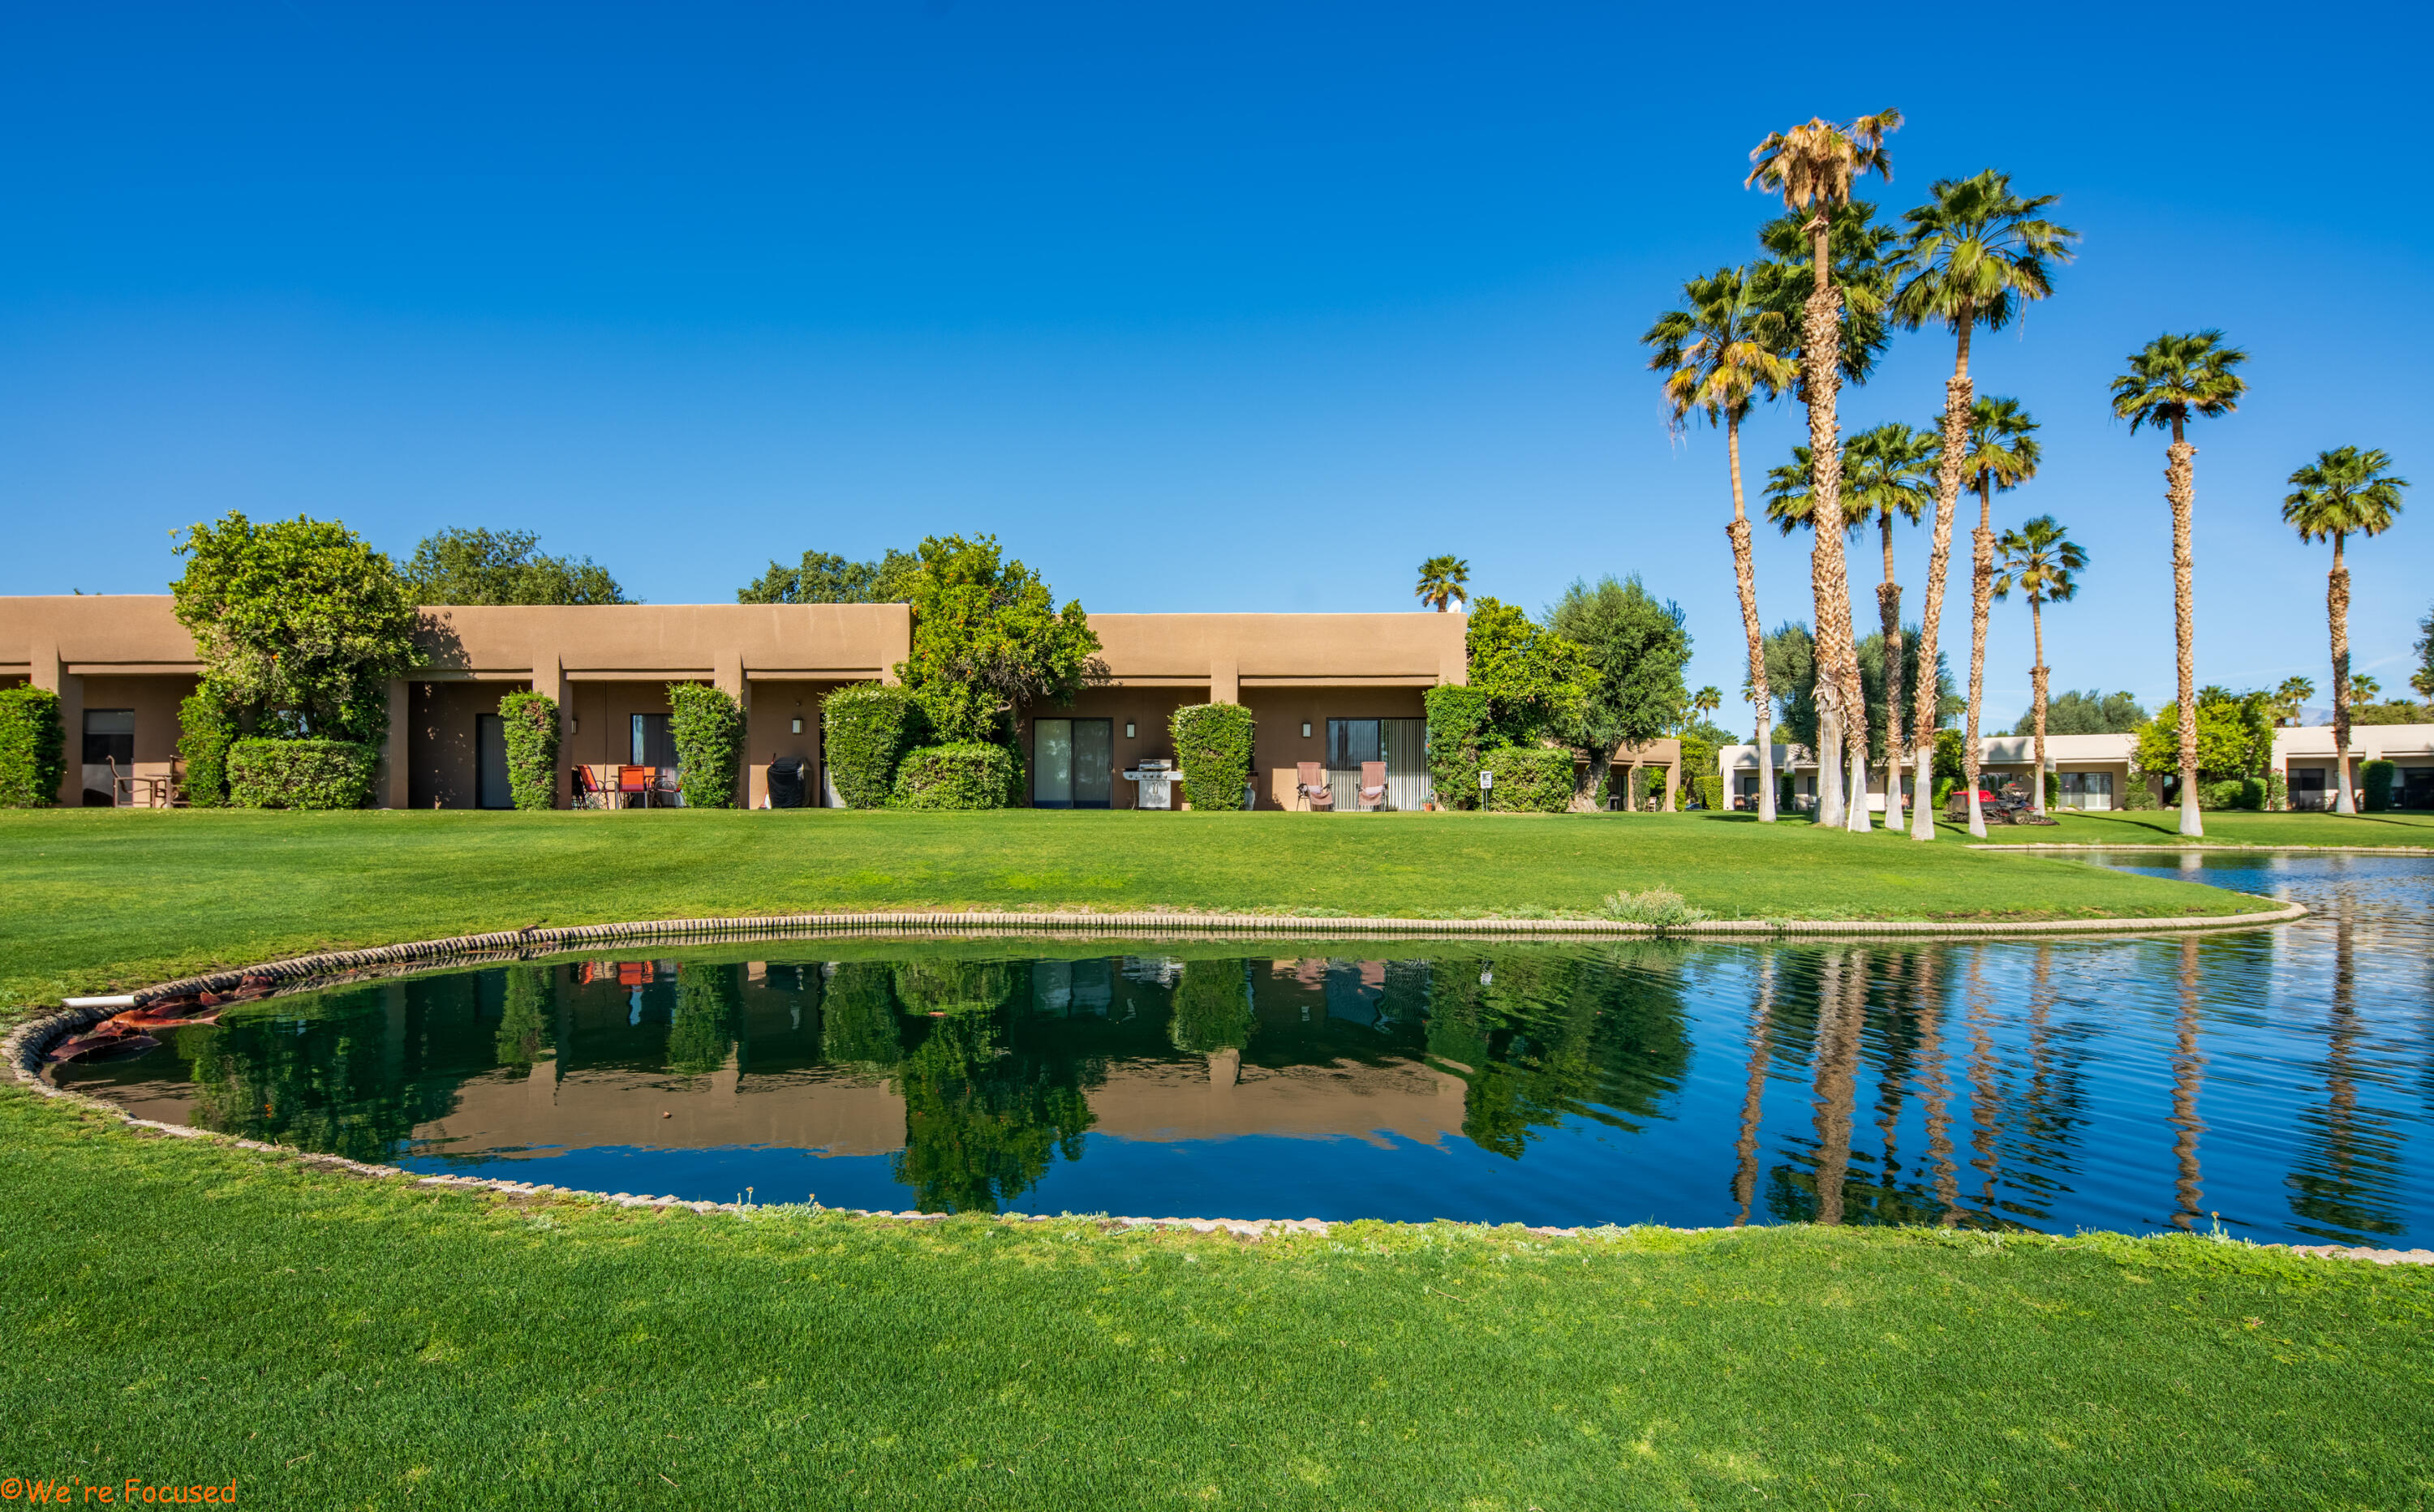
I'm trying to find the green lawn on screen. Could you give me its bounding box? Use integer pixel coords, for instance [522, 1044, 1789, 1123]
[2, 1089, 2428, 1510]
[0, 807, 2277, 1012]
[1975, 809, 2434, 848]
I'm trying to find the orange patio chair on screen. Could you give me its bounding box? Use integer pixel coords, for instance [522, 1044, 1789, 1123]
[617, 765, 653, 809]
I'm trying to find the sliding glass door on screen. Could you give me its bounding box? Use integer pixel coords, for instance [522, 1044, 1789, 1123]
[1032, 719, 1112, 808]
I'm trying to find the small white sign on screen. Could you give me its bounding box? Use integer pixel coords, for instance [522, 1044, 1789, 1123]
[1477, 769, 1494, 791]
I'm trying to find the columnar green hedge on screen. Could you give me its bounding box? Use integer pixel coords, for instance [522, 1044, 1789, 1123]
[227, 737, 376, 810]
[1692, 772, 1723, 812]
[823, 682, 925, 810]
[1481, 745, 1572, 814]
[891, 742, 1015, 810]
[176, 684, 238, 808]
[497, 690, 561, 811]
[1170, 702, 1255, 813]
[2362, 760, 2397, 813]
[667, 682, 746, 809]
[0, 685, 66, 808]
[1423, 685, 1491, 811]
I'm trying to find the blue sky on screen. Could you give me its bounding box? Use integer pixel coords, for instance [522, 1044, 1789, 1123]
[5, 2, 2428, 730]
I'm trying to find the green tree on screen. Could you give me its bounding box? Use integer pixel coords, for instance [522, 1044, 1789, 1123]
[1993, 516, 2086, 816]
[1463, 596, 1593, 748]
[2112, 331, 2248, 837]
[738, 548, 922, 605]
[402, 527, 629, 605]
[1413, 555, 1470, 612]
[2282, 446, 2408, 814]
[1644, 264, 1796, 822]
[1891, 170, 2075, 840]
[2347, 672, 2380, 706]
[2415, 604, 2434, 702]
[1547, 577, 1692, 812]
[1760, 621, 1820, 757]
[2135, 694, 2267, 789]
[1747, 109, 1901, 833]
[2270, 677, 2316, 727]
[2015, 689, 2145, 737]
[170, 513, 420, 745]
[1689, 685, 1722, 725]
[895, 535, 1104, 748]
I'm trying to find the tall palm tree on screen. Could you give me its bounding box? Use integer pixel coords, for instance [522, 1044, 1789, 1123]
[1645, 266, 1796, 823]
[1993, 515, 2086, 816]
[1890, 170, 2077, 842]
[1691, 685, 1723, 724]
[2112, 332, 2248, 837]
[1945, 397, 2041, 835]
[2282, 447, 2409, 814]
[1748, 110, 1900, 832]
[1845, 422, 1937, 830]
[1414, 556, 1470, 613]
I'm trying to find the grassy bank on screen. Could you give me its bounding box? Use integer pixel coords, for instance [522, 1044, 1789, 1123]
[1973, 809, 2434, 848]
[2, 1089, 2427, 1510]
[0, 808, 2274, 1010]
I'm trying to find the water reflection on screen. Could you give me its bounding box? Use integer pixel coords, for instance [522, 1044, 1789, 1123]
[54, 853, 2434, 1246]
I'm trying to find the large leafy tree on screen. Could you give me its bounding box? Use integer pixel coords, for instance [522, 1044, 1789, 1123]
[1643, 265, 1795, 821]
[1413, 555, 1470, 612]
[170, 513, 420, 746]
[894, 535, 1103, 746]
[1890, 170, 2075, 840]
[1993, 515, 2086, 815]
[2112, 331, 2247, 837]
[1947, 397, 2041, 835]
[2281, 446, 2408, 814]
[402, 527, 630, 605]
[1464, 597, 1593, 748]
[739, 547, 922, 605]
[1747, 109, 1901, 833]
[2014, 689, 2146, 737]
[1547, 576, 1692, 812]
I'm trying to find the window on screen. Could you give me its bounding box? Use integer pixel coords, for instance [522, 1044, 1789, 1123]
[2055, 771, 2114, 811]
[475, 713, 512, 809]
[1032, 719, 1112, 808]
[81, 709, 134, 806]
[630, 713, 677, 768]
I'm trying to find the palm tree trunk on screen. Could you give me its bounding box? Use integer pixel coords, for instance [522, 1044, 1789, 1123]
[2168, 424, 2203, 837]
[2031, 599, 2049, 816]
[1879, 509, 1905, 832]
[1727, 415, 1776, 823]
[1800, 237, 1855, 830]
[1964, 475, 1994, 839]
[1733, 953, 1775, 1226]
[2330, 535, 2354, 814]
[1912, 341, 1971, 841]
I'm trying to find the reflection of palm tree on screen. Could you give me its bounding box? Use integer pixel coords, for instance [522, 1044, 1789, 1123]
[2288, 893, 2403, 1240]
[1963, 947, 2002, 1222]
[2169, 938, 2205, 1230]
[1808, 950, 1865, 1225]
[1907, 951, 1960, 1223]
[1733, 951, 1777, 1226]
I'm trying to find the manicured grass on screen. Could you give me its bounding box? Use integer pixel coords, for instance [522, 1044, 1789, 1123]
[2, 1089, 2428, 1511]
[0, 808, 2271, 1011]
[1973, 808, 2434, 848]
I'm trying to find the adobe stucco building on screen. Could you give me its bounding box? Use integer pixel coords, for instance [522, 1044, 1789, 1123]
[4, 595, 1686, 811]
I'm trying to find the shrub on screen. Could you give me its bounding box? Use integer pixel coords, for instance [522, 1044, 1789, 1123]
[1598, 887, 1710, 926]
[666, 682, 746, 809]
[497, 690, 561, 811]
[2121, 770, 2161, 810]
[177, 683, 239, 808]
[1480, 745, 1572, 814]
[1424, 685, 1492, 810]
[2362, 760, 2397, 813]
[2196, 777, 2265, 812]
[226, 737, 376, 810]
[0, 685, 66, 807]
[2266, 771, 2288, 812]
[2043, 771, 2061, 809]
[823, 682, 925, 810]
[1171, 702, 1255, 814]
[1932, 776, 1956, 810]
[1692, 772, 1723, 812]
[891, 742, 1015, 810]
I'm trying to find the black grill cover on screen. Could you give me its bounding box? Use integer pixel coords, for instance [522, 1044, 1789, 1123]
[768, 757, 808, 809]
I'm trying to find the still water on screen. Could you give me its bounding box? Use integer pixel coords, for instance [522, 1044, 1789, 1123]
[54, 853, 2432, 1247]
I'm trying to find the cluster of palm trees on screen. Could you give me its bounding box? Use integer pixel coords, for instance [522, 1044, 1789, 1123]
[1648, 110, 2409, 840]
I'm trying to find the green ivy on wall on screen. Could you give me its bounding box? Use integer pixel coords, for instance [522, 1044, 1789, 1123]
[497, 690, 561, 811]
[1169, 702, 1255, 813]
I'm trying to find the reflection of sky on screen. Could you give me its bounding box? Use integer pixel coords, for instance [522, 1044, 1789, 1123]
[66, 854, 2434, 1245]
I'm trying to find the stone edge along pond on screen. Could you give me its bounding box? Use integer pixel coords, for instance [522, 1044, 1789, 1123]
[24, 902, 2434, 1268]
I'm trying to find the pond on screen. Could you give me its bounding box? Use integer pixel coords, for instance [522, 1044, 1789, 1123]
[51, 853, 2432, 1247]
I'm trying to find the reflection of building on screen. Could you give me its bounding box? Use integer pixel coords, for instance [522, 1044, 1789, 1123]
[1718, 725, 2434, 811]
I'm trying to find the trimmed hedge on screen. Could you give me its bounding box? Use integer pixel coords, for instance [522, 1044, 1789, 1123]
[497, 690, 561, 811]
[1423, 685, 1490, 810]
[891, 742, 1016, 810]
[2198, 776, 2266, 812]
[1692, 772, 1723, 812]
[177, 684, 238, 808]
[226, 737, 376, 810]
[823, 682, 925, 810]
[1171, 702, 1255, 813]
[1481, 745, 1572, 814]
[667, 682, 746, 809]
[2121, 770, 2161, 810]
[0, 685, 66, 808]
[2363, 760, 2397, 813]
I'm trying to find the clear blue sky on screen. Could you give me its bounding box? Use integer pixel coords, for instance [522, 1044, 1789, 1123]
[6, 2, 2428, 731]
